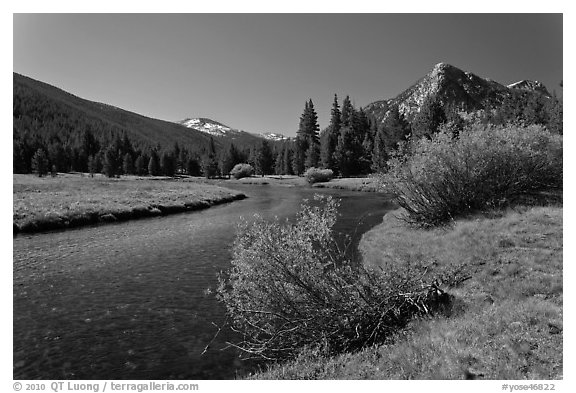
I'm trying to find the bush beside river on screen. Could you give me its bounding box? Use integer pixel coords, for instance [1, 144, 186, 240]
[247, 124, 562, 379]
[252, 203, 563, 379]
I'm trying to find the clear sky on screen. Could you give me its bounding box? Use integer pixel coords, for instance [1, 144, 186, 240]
[13, 13, 562, 136]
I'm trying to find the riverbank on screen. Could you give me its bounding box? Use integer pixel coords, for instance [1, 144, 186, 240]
[201, 175, 383, 192]
[13, 174, 246, 235]
[311, 177, 381, 192]
[251, 203, 563, 379]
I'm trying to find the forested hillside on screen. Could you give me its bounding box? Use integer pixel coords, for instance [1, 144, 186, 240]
[13, 73, 269, 177]
[13, 63, 562, 179]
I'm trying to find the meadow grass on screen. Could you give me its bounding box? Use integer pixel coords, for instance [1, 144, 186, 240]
[13, 173, 246, 234]
[311, 177, 382, 192]
[229, 175, 305, 186]
[204, 174, 383, 192]
[251, 204, 562, 379]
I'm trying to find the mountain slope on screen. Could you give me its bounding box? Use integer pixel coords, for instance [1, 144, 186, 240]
[13, 73, 220, 152]
[364, 63, 551, 125]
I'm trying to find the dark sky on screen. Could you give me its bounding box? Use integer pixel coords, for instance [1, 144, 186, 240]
[13, 13, 563, 136]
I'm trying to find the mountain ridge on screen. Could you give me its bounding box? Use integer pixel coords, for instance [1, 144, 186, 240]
[13, 72, 217, 150]
[13, 73, 274, 153]
[14, 63, 555, 159]
[363, 62, 552, 125]
[177, 117, 290, 142]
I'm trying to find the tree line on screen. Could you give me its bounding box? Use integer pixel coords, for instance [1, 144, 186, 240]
[15, 86, 562, 178]
[278, 89, 562, 177]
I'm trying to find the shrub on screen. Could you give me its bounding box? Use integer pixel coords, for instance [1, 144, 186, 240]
[383, 123, 562, 227]
[230, 163, 254, 179]
[216, 195, 450, 360]
[304, 167, 334, 184]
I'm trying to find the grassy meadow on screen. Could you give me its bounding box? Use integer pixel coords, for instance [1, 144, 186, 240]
[311, 176, 381, 192]
[222, 174, 382, 192]
[252, 203, 562, 379]
[13, 173, 246, 234]
[13, 173, 383, 234]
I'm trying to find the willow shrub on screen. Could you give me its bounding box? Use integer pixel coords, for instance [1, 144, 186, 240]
[304, 167, 334, 184]
[384, 124, 562, 227]
[216, 195, 450, 360]
[230, 163, 254, 179]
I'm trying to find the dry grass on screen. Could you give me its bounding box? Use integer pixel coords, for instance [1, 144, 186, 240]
[251, 205, 562, 379]
[13, 173, 245, 233]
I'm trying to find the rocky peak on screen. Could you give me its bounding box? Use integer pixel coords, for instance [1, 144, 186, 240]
[507, 80, 551, 97]
[430, 62, 459, 77]
[364, 63, 535, 126]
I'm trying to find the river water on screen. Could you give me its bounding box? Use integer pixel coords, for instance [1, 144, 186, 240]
[13, 184, 395, 379]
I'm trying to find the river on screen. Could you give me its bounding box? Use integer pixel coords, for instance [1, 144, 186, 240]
[13, 184, 395, 379]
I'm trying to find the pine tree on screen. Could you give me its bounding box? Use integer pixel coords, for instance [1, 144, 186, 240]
[135, 154, 147, 176]
[282, 144, 294, 175]
[331, 97, 368, 176]
[160, 152, 175, 176]
[334, 127, 356, 177]
[220, 143, 242, 177]
[372, 126, 388, 173]
[94, 151, 104, 174]
[122, 153, 135, 175]
[202, 137, 219, 179]
[354, 108, 370, 137]
[352, 108, 371, 173]
[304, 99, 320, 146]
[31, 148, 49, 177]
[103, 145, 119, 178]
[387, 106, 411, 144]
[80, 129, 99, 172]
[321, 94, 341, 170]
[13, 140, 28, 174]
[148, 150, 160, 176]
[177, 148, 189, 175]
[256, 139, 274, 177]
[121, 133, 134, 157]
[247, 145, 257, 168]
[297, 101, 311, 140]
[87, 155, 97, 177]
[361, 127, 374, 174]
[305, 143, 320, 169]
[411, 95, 447, 139]
[173, 142, 181, 167]
[340, 95, 354, 127]
[274, 148, 284, 175]
[372, 106, 410, 173]
[295, 102, 311, 172]
[292, 136, 307, 175]
[186, 156, 201, 177]
[294, 99, 321, 171]
[47, 142, 66, 173]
